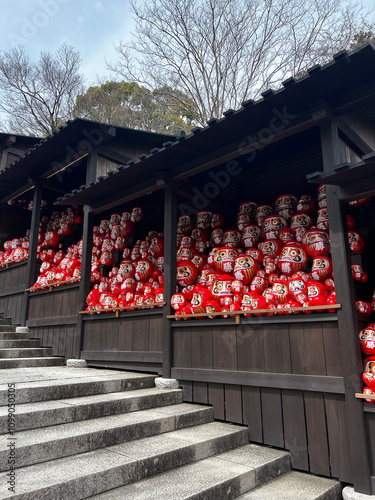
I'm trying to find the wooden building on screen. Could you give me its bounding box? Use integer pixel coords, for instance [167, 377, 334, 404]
[1, 44, 375, 494]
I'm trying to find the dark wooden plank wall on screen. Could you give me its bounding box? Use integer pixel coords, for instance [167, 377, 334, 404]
[27, 285, 80, 358]
[81, 310, 163, 373]
[0, 263, 28, 324]
[172, 318, 353, 483]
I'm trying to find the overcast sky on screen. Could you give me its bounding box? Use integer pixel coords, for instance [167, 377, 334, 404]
[0, 0, 374, 106]
[0, 0, 133, 85]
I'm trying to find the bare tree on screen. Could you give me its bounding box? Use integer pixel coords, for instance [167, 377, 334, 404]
[109, 0, 374, 126]
[0, 44, 84, 136]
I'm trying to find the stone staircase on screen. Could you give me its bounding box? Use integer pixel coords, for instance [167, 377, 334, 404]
[0, 315, 342, 499]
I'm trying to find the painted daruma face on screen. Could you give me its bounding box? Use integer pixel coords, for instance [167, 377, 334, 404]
[134, 259, 154, 282]
[316, 208, 329, 231]
[178, 215, 194, 234]
[348, 231, 365, 253]
[213, 247, 237, 274]
[274, 195, 298, 220]
[236, 214, 252, 232]
[290, 213, 313, 230]
[255, 205, 273, 227]
[296, 194, 315, 214]
[241, 225, 261, 249]
[238, 201, 258, 221]
[196, 211, 212, 230]
[233, 255, 258, 284]
[222, 230, 241, 248]
[258, 239, 283, 260]
[211, 229, 223, 246]
[176, 261, 198, 287]
[359, 326, 375, 355]
[277, 242, 308, 275]
[311, 256, 333, 282]
[261, 215, 287, 239]
[279, 228, 295, 244]
[211, 275, 234, 305]
[303, 229, 330, 258]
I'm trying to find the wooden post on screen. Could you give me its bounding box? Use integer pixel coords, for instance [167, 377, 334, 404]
[319, 118, 373, 494]
[86, 151, 98, 184]
[73, 205, 94, 359]
[20, 181, 43, 325]
[162, 186, 177, 378]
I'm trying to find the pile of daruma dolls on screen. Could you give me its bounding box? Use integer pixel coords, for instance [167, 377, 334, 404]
[30, 206, 83, 289]
[170, 185, 372, 320]
[85, 207, 165, 312]
[0, 202, 82, 269]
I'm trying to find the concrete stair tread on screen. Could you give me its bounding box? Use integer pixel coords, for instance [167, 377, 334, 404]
[0, 340, 41, 347]
[0, 347, 52, 358]
[0, 403, 214, 469]
[89, 451, 256, 499]
[0, 436, 264, 500]
[0, 368, 157, 405]
[0, 357, 65, 368]
[0, 332, 29, 339]
[0, 325, 16, 332]
[234, 470, 342, 499]
[0, 387, 183, 433]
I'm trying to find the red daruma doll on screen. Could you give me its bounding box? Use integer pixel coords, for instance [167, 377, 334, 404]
[176, 261, 198, 287]
[277, 242, 308, 276]
[210, 275, 234, 306]
[303, 228, 330, 258]
[359, 325, 375, 355]
[233, 255, 258, 284]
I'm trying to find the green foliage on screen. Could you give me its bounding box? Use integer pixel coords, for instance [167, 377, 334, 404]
[73, 80, 195, 134]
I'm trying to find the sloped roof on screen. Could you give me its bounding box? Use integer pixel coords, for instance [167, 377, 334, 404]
[55, 43, 375, 209]
[0, 118, 173, 202]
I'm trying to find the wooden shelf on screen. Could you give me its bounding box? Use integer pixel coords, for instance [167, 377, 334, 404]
[167, 304, 341, 324]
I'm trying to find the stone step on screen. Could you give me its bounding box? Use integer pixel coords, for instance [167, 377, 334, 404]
[0, 403, 214, 471]
[0, 317, 11, 325]
[0, 324, 16, 332]
[0, 339, 40, 348]
[0, 356, 65, 369]
[234, 470, 342, 500]
[0, 331, 29, 340]
[90, 443, 290, 500]
[0, 347, 52, 358]
[0, 387, 184, 433]
[0, 423, 254, 499]
[0, 367, 157, 405]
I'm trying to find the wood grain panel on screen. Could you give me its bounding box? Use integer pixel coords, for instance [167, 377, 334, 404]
[261, 388, 284, 448]
[281, 389, 309, 471]
[242, 386, 263, 443]
[237, 323, 265, 372]
[304, 391, 330, 476]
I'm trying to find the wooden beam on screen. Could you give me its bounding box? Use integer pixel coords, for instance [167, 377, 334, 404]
[90, 173, 169, 214]
[312, 100, 374, 158]
[0, 149, 8, 172]
[75, 205, 94, 359]
[0, 135, 16, 149]
[97, 145, 131, 165]
[162, 186, 177, 379]
[336, 116, 373, 158]
[172, 113, 316, 181]
[20, 182, 43, 326]
[26, 316, 77, 328]
[319, 118, 373, 495]
[81, 350, 162, 363]
[85, 151, 98, 185]
[171, 368, 345, 394]
[339, 174, 375, 202]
